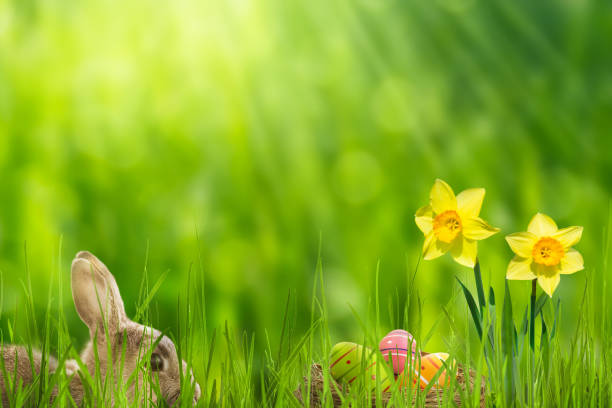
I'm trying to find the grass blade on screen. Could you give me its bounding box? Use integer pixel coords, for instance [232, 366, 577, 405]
[456, 277, 482, 339]
[473, 260, 486, 317]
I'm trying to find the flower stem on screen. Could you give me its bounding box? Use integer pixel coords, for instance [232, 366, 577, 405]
[530, 279, 537, 350]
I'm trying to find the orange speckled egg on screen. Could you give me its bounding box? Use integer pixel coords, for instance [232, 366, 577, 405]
[397, 352, 451, 390]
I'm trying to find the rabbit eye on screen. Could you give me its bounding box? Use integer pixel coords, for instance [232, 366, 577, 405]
[150, 353, 164, 371]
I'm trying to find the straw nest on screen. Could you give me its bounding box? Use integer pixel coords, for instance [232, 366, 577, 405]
[294, 363, 486, 407]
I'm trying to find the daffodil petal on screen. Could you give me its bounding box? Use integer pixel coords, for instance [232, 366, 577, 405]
[537, 274, 560, 297]
[430, 179, 456, 214]
[506, 256, 536, 280]
[527, 213, 558, 237]
[505, 232, 538, 258]
[415, 205, 434, 235]
[559, 248, 584, 275]
[422, 233, 451, 260]
[456, 188, 485, 218]
[462, 217, 500, 240]
[450, 238, 477, 268]
[552, 226, 583, 249]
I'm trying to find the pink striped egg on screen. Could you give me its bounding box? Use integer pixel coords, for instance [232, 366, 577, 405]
[379, 329, 418, 374]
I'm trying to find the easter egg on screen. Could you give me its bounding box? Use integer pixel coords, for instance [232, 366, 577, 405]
[397, 352, 451, 390]
[330, 342, 393, 391]
[379, 329, 418, 374]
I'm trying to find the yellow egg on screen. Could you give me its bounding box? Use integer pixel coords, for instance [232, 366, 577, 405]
[329, 342, 393, 391]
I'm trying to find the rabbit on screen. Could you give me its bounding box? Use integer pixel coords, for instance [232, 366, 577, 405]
[0, 251, 201, 406]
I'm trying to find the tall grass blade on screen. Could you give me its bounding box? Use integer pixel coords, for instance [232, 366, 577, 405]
[456, 277, 482, 339]
[473, 260, 486, 317]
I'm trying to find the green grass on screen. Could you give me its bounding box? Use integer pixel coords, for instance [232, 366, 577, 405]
[1, 232, 611, 406]
[1, 0, 611, 359]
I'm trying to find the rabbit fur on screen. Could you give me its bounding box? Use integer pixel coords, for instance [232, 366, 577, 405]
[0, 251, 201, 406]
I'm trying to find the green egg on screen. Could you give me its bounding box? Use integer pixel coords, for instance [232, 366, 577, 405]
[329, 342, 393, 391]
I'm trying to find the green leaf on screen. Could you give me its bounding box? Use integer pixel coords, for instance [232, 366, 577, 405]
[474, 260, 486, 316]
[541, 318, 549, 351]
[501, 281, 515, 358]
[487, 286, 496, 352]
[501, 281, 516, 406]
[516, 307, 528, 357]
[534, 292, 549, 317]
[209, 379, 217, 407]
[530, 284, 537, 350]
[456, 277, 482, 339]
[550, 298, 561, 340]
[520, 306, 529, 335]
[541, 319, 550, 376]
[502, 356, 515, 407]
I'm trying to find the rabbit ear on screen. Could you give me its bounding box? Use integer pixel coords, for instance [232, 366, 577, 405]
[71, 251, 127, 338]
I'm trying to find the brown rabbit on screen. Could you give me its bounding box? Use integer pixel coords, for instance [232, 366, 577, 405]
[0, 251, 201, 406]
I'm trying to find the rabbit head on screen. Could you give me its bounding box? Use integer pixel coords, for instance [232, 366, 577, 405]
[71, 251, 200, 406]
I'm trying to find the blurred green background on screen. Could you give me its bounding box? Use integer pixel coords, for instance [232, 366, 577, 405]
[0, 0, 611, 362]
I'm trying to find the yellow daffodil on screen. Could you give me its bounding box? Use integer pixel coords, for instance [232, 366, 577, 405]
[415, 179, 500, 268]
[505, 213, 584, 297]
